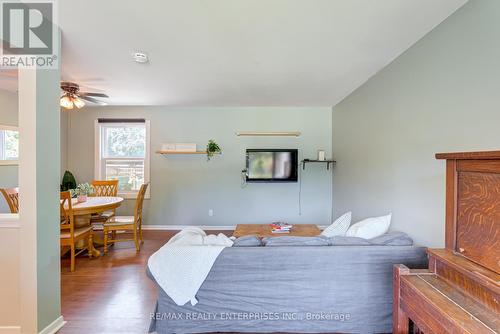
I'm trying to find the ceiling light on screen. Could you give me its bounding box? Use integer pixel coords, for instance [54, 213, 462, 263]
[132, 52, 149, 63]
[60, 95, 74, 109]
[73, 97, 85, 109]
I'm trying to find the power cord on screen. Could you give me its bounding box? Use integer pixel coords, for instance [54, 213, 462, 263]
[298, 161, 303, 215]
[241, 169, 248, 188]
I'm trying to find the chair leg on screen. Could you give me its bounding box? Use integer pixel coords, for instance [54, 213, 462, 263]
[87, 234, 93, 258]
[70, 244, 75, 272]
[140, 223, 144, 244]
[103, 229, 108, 254]
[133, 228, 140, 252]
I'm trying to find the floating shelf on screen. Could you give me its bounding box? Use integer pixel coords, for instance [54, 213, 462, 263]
[235, 131, 301, 137]
[156, 150, 221, 155]
[301, 159, 336, 170]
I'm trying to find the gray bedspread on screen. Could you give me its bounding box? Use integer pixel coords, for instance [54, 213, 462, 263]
[148, 245, 427, 334]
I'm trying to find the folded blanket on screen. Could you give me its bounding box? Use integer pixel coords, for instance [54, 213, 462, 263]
[147, 227, 233, 306]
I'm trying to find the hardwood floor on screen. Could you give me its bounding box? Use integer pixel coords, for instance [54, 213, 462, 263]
[60, 230, 200, 334]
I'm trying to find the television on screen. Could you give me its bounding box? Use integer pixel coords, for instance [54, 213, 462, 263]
[245, 149, 298, 182]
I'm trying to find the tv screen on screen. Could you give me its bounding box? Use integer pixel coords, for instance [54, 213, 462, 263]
[246, 149, 298, 182]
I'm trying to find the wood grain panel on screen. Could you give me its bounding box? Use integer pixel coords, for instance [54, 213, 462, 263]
[457, 171, 500, 274]
[458, 160, 500, 173]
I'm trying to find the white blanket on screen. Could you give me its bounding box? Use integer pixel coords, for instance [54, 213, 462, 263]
[147, 227, 233, 306]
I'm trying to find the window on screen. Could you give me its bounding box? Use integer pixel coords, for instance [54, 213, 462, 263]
[95, 119, 150, 198]
[0, 125, 19, 165]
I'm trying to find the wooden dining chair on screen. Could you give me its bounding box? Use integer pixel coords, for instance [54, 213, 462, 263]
[103, 183, 148, 254]
[90, 179, 119, 225]
[60, 191, 93, 272]
[1, 187, 19, 213]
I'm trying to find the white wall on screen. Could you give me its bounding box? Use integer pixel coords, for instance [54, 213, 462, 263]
[0, 215, 20, 332]
[66, 107, 333, 227]
[332, 0, 500, 247]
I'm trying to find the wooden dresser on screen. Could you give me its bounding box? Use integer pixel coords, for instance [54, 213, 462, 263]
[393, 151, 500, 334]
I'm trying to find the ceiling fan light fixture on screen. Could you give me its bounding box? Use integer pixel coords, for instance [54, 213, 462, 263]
[60, 94, 74, 109]
[73, 97, 85, 109]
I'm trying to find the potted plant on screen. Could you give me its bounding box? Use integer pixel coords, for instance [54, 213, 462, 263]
[60, 170, 77, 191]
[206, 139, 222, 161]
[71, 183, 94, 203]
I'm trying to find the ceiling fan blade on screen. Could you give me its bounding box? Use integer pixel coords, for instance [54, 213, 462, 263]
[80, 92, 109, 98]
[79, 95, 107, 105]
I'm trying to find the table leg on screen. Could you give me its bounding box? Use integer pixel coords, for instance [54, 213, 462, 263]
[75, 214, 101, 257]
[89, 242, 101, 257]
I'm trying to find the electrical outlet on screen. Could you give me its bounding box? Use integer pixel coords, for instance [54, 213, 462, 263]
[208, 209, 214, 217]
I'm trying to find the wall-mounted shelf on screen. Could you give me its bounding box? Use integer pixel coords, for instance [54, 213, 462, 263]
[235, 131, 301, 137]
[301, 159, 336, 170]
[156, 150, 221, 155]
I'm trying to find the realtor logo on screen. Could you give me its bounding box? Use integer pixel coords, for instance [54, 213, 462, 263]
[0, 0, 57, 68]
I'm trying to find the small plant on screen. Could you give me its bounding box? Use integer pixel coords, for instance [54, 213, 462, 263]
[70, 183, 94, 198]
[206, 139, 222, 161]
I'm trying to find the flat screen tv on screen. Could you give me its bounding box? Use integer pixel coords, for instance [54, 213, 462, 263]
[245, 149, 298, 182]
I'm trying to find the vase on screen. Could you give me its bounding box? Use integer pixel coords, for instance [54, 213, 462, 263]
[77, 195, 87, 203]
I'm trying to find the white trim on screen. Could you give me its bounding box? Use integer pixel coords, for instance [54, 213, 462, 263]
[0, 124, 19, 163]
[144, 120, 151, 198]
[38, 316, 65, 334]
[142, 225, 236, 231]
[0, 160, 19, 165]
[0, 326, 21, 334]
[0, 213, 20, 228]
[0, 124, 19, 132]
[18, 68, 38, 334]
[94, 119, 100, 183]
[94, 120, 151, 199]
[141, 225, 328, 231]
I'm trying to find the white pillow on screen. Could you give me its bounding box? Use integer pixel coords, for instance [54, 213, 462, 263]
[345, 214, 392, 239]
[321, 212, 352, 237]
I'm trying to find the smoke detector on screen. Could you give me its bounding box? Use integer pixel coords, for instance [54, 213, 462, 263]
[132, 52, 149, 64]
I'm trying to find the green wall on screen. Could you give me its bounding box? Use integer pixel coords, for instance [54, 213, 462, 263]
[332, 0, 500, 247]
[66, 107, 333, 227]
[36, 69, 62, 331]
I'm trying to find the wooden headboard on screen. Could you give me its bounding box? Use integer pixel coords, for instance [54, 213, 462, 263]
[436, 151, 500, 274]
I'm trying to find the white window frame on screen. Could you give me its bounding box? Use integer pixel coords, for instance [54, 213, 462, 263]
[0, 124, 19, 165]
[94, 120, 150, 199]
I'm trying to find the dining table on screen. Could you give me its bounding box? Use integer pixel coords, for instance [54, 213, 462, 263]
[70, 196, 124, 257]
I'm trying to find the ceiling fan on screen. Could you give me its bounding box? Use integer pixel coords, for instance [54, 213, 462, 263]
[60, 81, 108, 110]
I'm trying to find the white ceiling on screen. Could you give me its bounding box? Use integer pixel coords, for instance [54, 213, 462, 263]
[58, 0, 466, 106]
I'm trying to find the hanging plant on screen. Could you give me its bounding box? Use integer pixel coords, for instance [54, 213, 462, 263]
[206, 139, 222, 161]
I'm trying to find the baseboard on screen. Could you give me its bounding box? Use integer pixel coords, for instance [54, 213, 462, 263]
[38, 316, 65, 334]
[0, 326, 21, 334]
[142, 225, 236, 231]
[142, 225, 327, 231]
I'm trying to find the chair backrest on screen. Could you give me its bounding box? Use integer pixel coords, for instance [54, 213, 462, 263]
[91, 180, 119, 197]
[60, 191, 74, 237]
[134, 183, 149, 225]
[1, 187, 19, 213]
